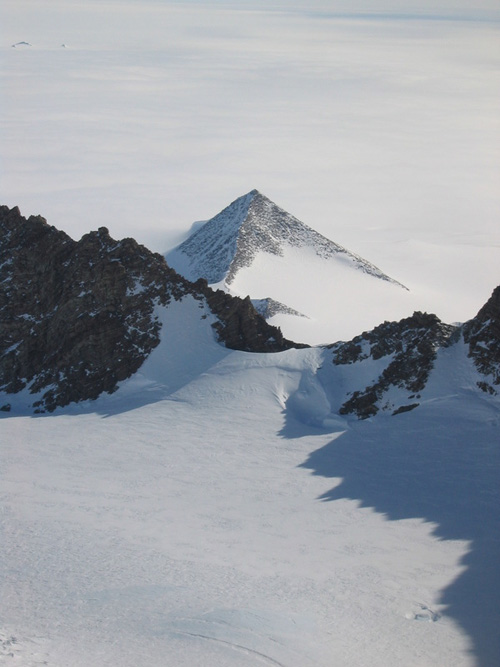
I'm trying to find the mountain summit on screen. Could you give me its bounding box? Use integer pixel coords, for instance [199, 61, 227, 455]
[166, 191, 414, 344]
[166, 189, 405, 288]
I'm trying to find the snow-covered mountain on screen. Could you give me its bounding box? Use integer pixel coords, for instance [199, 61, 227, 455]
[166, 190, 405, 288]
[2, 202, 499, 418]
[0, 205, 298, 413]
[165, 190, 420, 344]
[1, 204, 499, 666]
[1, 203, 499, 418]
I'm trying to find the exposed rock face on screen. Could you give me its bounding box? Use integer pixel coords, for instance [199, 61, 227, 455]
[330, 312, 457, 419]
[327, 288, 500, 419]
[0, 206, 299, 412]
[463, 285, 500, 394]
[166, 190, 407, 288]
[251, 297, 307, 320]
[193, 280, 306, 353]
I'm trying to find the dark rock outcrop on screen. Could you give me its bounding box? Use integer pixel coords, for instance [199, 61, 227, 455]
[251, 297, 307, 320]
[330, 312, 457, 419]
[327, 287, 500, 419]
[463, 285, 500, 394]
[192, 279, 306, 353]
[0, 205, 299, 412]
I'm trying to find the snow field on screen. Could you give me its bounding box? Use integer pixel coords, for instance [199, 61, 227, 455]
[221, 244, 419, 345]
[2, 297, 492, 665]
[0, 387, 472, 666]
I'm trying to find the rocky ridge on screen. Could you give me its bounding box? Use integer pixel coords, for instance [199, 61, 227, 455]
[327, 290, 500, 419]
[0, 205, 299, 412]
[463, 285, 500, 393]
[1, 204, 498, 418]
[329, 312, 457, 419]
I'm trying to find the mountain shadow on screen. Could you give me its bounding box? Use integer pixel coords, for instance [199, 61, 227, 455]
[300, 399, 500, 667]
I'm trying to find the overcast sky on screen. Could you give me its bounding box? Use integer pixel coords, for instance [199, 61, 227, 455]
[2, 1, 499, 319]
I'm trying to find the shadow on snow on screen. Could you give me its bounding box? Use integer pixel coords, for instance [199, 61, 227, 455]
[296, 399, 500, 667]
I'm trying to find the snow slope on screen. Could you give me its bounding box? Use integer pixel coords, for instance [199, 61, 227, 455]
[1, 295, 499, 666]
[166, 191, 420, 345]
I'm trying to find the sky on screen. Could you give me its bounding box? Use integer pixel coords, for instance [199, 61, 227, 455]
[1, 0, 499, 323]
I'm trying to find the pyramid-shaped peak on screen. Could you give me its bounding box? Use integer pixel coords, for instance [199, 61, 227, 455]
[229, 189, 276, 213]
[245, 188, 286, 207]
[165, 190, 307, 284]
[165, 191, 406, 289]
[247, 189, 276, 203]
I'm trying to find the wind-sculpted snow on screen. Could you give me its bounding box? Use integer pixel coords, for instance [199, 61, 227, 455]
[167, 190, 407, 289]
[1, 294, 499, 666]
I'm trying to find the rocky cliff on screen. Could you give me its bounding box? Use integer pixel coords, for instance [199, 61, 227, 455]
[0, 205, 300, 412]
[463, 285, 500, 394]
[328, 289, 500, 419]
